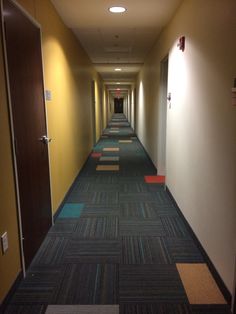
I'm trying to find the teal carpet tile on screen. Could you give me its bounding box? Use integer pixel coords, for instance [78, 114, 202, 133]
[58, 203, 84, 218]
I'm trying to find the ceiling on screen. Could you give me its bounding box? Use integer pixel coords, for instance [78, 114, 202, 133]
[51, 0, 182, 91]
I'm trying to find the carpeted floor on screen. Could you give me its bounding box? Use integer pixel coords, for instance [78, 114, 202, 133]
[3, 114, 231, 314]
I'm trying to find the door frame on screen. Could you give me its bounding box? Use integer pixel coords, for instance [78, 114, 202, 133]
[157, 55, 169, 176]
[1, 0, 53, 275]
[91, 80, 96, 144]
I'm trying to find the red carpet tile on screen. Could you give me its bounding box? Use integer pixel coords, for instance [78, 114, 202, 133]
[145, 175, 165, 184]
[91, 152, 102, 158]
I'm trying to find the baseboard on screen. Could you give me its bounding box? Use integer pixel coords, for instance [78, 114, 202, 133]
[0, 271, 23, 314]
[166, 187, 232, 305]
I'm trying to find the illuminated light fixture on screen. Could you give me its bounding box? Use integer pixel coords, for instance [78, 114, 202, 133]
[109, 6, 126, 13]
[115, 68, 122, 71]
[116, 82, 121, 84]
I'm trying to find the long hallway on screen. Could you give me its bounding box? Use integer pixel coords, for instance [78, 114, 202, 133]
[4, 114, 230, 314]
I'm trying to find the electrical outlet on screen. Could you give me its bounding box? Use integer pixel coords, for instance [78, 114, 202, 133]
[1, 232, 9, 254]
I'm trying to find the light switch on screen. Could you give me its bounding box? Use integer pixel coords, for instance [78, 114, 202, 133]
[45, 90, 52, 101]
[1, 232, 8, 254]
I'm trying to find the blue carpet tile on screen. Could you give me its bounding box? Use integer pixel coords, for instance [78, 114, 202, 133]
[3, 114, 231, 314]
[58, 203, 84, 218]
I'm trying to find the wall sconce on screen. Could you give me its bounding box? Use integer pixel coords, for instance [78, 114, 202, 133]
[177, 36, 185, 51]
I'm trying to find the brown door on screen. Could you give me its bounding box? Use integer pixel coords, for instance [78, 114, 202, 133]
[3, 0, 52, 268]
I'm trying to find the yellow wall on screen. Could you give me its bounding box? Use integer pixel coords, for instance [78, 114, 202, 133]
[16, 0, 103, 212]
[0, 0, 103, 302]
[0, 22, 21, 303]
[136, 0, 236, 294]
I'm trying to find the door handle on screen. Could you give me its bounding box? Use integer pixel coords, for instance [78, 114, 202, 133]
[39, 135, 52, 144]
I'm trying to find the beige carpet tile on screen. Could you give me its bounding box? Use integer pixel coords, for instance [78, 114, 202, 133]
[176, 263, 226, 304]
[103, 147, 120, 152]
[96, 165, 119, 171]
[119, 140, 133, 143]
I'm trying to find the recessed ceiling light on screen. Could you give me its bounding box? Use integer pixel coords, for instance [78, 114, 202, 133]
[115, 68, 122, 71]
[109, 6, 126, 13]
[116, 82, 121, 84]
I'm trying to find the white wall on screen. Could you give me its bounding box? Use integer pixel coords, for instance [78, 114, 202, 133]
[131, 86, 135, 129]
[136, 0, 236, 294]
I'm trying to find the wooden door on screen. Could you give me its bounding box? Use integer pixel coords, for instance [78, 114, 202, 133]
[3, 0, 52, 268]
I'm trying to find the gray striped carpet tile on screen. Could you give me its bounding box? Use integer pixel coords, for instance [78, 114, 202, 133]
[119, 192, 162, 203]
[67, 192, 119, 204]
[81, 206, 119, 217]
[77, 175, 119, 184]
[45, 305, 119, 314]
[48, 220, 77, 235]
[120, 303, 191, 314]
[117, 176, 145, 183]
[31, 236, 69, 266]
[100, 156, 120, 161]
[10, 267, 64, 304]
[122, 237, 171, 264]
[164, 237, 204, 263]
[119, 182, 153, 193]
[3, 305, 47, 314]
[154, 204, 180, 216]
[73, 216, 119, 239]
[69, 182, 91, 193]
[119, 202, 159, 219]
[119, 169, 156, 176]
[70, 182, 121, 194]
[191, 305, 231, 314]
[119, 219, 166, 236]
[52, 264, 118, 304]
[119, 264, 188, 303]
[61, 239, 121, 263]
[160, 216, 190, 237]
[156, 190, 176, 205]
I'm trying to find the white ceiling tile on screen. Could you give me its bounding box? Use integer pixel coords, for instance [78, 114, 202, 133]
[51, 0, 183, 83]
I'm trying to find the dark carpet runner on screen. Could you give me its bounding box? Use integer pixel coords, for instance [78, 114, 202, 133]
[3, 114, 231, 314]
